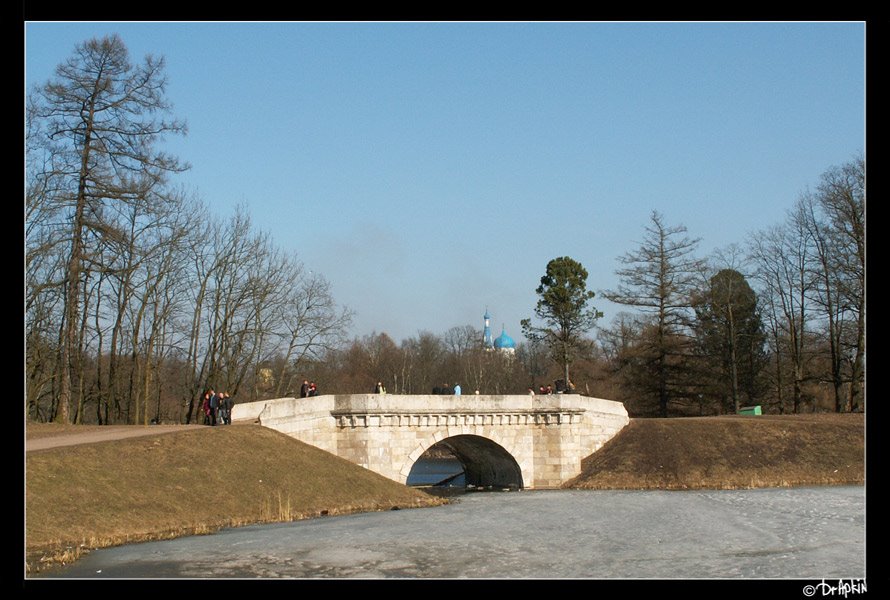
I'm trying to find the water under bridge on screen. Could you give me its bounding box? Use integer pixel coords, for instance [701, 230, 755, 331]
[231, 393, 629, 489]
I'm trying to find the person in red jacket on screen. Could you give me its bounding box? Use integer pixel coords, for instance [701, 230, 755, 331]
[201, 389, 213, 425]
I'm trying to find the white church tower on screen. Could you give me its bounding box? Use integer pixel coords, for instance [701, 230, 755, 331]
[483, 307, 493, 348]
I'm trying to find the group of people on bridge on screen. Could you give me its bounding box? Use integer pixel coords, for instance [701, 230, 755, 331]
[299, 380, 319, 398]
[530, 379, 576, 395]
[431, 383, 463, 395]
[289, 378, 574, 400]
[201, 389, 234, 426]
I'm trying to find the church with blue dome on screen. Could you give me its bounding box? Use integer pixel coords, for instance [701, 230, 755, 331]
[483, 308, 516, 354]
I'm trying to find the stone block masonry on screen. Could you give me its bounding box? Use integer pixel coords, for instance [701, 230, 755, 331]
[232, 394, 629, 489]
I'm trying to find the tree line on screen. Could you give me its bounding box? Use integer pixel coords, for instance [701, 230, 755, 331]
[26, 35, 351, 424]
[597, 157, 864, 418]
[309, 156, 864, 419]
[26, 35, 864, 422]
[502, 160, 864, 418]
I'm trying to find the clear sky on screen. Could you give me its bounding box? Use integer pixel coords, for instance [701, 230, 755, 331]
[24, 21, 865, 344]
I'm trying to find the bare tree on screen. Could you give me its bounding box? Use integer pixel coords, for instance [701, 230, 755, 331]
[749, 216, 813, 413]
[27, 36, 357, 424]
[398, 331, 446, 395]
[181, 201, 218, 423]
[799, 193, 847, 412]
[813, 157, 865, 411]
[596, 312, 648, 410]
[271, 268, 353, 398]
[515, 337, 549, 392]
[129, 198, 191, 424]
[25, 204, 67, 419]
[28, 34, 187, 423]
[442, 325, 482, 391]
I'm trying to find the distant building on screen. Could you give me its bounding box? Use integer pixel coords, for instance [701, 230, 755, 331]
[493, 325, 516, 355]
[483, 309, 516, 355]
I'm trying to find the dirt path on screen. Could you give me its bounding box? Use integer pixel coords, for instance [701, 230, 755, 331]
[26, 424, 208, 452]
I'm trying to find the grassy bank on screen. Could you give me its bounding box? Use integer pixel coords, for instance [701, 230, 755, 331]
[25, 424, 444, 574]
[564, 413, 864, 490]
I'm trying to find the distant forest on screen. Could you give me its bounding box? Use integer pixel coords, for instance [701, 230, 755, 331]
[26, 35, 864, 423]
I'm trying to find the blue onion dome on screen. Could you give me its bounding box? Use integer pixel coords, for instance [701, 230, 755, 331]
[493, 326, 516, 349]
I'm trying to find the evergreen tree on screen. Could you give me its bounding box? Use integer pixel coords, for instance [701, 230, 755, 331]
[522, 256, 602, 388]
[604, 211, 704, 416]
[693, 269, 768, 413]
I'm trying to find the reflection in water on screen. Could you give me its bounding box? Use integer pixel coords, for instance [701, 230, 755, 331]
[406, 436, 524, 490]
[406, 457, 466, 487]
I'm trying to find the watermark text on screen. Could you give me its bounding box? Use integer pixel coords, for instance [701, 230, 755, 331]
[803, 580, 866, 598]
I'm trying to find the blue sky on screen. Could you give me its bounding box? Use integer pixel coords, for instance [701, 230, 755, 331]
[24, 22, 865, 343]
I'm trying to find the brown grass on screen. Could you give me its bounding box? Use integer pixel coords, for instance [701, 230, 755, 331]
[25, 424, 444, 574]
[26, 423, 134, 440]
[564, 413, 864, 490]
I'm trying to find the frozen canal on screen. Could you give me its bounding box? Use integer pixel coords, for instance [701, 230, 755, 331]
[41, 486, 864, 579]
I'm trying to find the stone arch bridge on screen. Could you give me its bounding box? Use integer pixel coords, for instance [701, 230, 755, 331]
[232, 394, 628, 489]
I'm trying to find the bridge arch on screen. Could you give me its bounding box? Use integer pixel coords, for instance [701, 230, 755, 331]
[404, 434, 524, 490]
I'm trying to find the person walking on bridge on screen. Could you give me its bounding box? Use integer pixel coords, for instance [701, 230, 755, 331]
[453, 383, 462, 396]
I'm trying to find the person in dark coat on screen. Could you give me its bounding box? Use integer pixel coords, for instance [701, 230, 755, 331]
[300, 380, 309, 398]
[308, 382, 317, 396]
[209, 391, 219, 426]
[223, 393, 234, 424]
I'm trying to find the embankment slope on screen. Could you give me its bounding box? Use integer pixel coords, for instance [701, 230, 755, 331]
[26, 423, 443, 572]
[564, 413, 864, 490]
